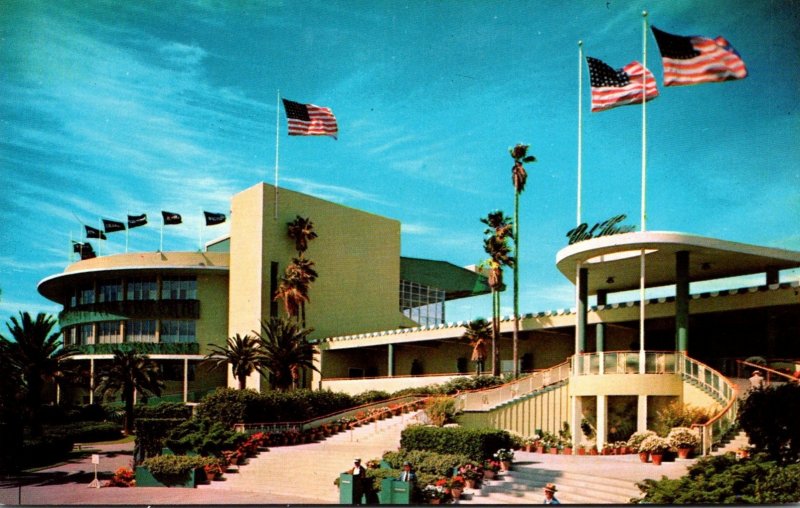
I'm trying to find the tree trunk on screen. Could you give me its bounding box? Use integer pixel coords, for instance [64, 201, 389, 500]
[124, 387, 135, 435]
[492, 291, 500, 376]
[512, 191, 520, 378]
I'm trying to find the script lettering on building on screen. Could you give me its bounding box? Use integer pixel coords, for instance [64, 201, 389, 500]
[566, 214, 637, 245]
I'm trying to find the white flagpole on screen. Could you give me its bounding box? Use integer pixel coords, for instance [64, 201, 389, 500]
[98, 218, 103, 257]
[199, 210, 203, 252]
[577, 40, 584, 227]
[274, 90, 281, 220]
[639, 10, 649, 372]
[69, 231, 73, 263]
[125, 210, 129, 253]
[160, 214, 164, 252]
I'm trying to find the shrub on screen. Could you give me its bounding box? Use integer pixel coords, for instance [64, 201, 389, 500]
[134, 418, 186, 459]
[738, 382, 800, 465]
[425, 397, 457, 427]
[638, 435, 671, 454]
[352, 390, 391, 406]
[164, 417, 246, 457]
[400, 426, 512, 461]
[382, 449, 470, 476]
[135, 402, 192, 420]
[19, 434, 75, 468]
[140, 454, 206, 479]
[195, 388, 263, 427]
[653, 401, 712, 437]
[46, 422, 123, 443]
[634, 453, 800, 504]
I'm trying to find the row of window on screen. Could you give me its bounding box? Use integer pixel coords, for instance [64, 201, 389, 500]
[69, 277, 197, 307]
[399, 280, 446, 327]
[64, 319, 196, 346]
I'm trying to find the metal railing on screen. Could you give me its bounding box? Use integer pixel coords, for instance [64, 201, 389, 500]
[683, 354, 738, 456]
[571, 350, 679, 375]
[454, 361, 570, 412]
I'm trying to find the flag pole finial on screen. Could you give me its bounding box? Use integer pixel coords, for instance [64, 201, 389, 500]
[578, 40, 582, 47]
[642, 10, 648, 17]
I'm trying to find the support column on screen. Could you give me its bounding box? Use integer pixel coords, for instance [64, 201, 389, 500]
[576, 266, 588, 354]
[388, 344, 395, 377]
[637, 395, 648, 432]
[596, 290, 607, 353]
[183, 358, 189, 403]
[675, 251, 690, 352]
[766, 268, 779, 285]
[596, 395, 607, 452]
[571, 396, 583, 450]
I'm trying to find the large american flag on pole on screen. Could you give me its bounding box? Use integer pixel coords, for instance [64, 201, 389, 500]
[651, 26, 748, 87]
[282, 99, 338, 139]
[587, 57, 659, 112]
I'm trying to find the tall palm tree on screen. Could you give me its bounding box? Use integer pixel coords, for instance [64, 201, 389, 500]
[0, 311, 76, 435]
[205, 334, 266, 390]
[285, 257, 318, 326]
[94, 349, 164, 435]
[287, 215, 318, 255]
[274, 270, 309, 320]
[480, 211, 514, 376]
[462, 318, 491, 375]
[255, 317, 319, 391]
[509, 143, 536, 378]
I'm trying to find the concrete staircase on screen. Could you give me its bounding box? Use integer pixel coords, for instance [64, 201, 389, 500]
[711, 430, 750, 456]
[200, 410, 424, 503]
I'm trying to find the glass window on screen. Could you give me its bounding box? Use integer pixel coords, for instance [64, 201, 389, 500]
[97, 321, 122, 344]
[162, 277, 197, 300]
[79, 323, 94, 345]
[99, 280, 123, 303]
[160, 360, 195, 381]
[399, 280, 445, 327]
[126, 320, 157, 343]
[127, 278, 158, 301]
[160, 320, 196, 343]
[78, 285, 95, 305]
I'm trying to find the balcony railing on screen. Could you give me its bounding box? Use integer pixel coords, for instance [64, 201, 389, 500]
[59, 299, 200, 326]
[74, 342, 200, 355]
[454, 361, 571, 412]
[572, 350, 680, 375]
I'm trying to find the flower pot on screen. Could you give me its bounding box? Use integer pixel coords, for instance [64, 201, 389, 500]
[563, 447, 573, 455]
[651, 453, 663, 465]
[451, 488, 463, 499]
[677, 447, 692, 459]
[429, 499, 441, 505]
[549, 448, 558, 455]
[536, 446, 545, 453]
[589, 448, 598, 456]
[525, 444, 533, 452]
[484, 470, 496, 480]
[500, 460, 511, 471]
[465, 479, 476, 489]
[577, 448, 585, 456]
[639, 451, 650, 463]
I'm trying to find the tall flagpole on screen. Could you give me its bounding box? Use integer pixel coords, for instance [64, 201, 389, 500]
[639, 10, 649, 373]
[160, 214, 164, 253]
[274, 90, 281, 220]
[125, 210, 129, 253]
[577, 40, 583, 227]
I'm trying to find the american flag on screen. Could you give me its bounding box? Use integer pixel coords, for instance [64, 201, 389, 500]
[282, 99, 338, 139]
[587, 57, 659, 113]
[651, 26, 748, 87]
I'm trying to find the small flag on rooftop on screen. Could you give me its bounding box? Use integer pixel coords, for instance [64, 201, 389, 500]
[204, 211, 226, 226]
[587, 57, 659, 112]
[282, 99, 338, 139]
[72, 241, 96, 260]
[85, 225, 107, 240]
[102, 218, 126, 233]
[161, 211, 182, 225]
[128, 214, 147, 229]
[651, 26, 748, 86]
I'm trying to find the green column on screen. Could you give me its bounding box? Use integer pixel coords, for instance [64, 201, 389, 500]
[388, 344, 395, 377]
[577, 267, 588, 353]
[596, 290, 607, 352]
[675, 251, 689, 352]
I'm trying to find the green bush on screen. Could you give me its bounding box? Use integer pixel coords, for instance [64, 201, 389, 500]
[352, 390, 391, 406]
[20, 434, 75, 468]
[400, 425, 512, 461]
[141, 454, 207, 478]
[165, 417, 245, 457]
[738, 382, 800, 465]
[46, 422, 123, 443]
[135, 418, 187, 459]
[425, 397, 458, 427]
[382, 449, 470, 475]
[435, 376, 504, 395]
[653, 401, 712, 437]
[634, 453, 800, 504]
[135, 402, 192, 420]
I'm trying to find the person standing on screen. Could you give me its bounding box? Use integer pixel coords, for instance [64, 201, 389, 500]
[346, 458, 368, 505]
[543, 483, 560, 504]
[398, 461, 417, 483]
[749, 370, 765, 389]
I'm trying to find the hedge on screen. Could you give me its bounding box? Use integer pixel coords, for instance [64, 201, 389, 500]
[46, 422, 123, 443]
[135, 402, 193, 420]
[400, 425, 513, 461]
[135, 418, 187, 459]
[164, 417, 245, 457]
[382, 449, 471, 476]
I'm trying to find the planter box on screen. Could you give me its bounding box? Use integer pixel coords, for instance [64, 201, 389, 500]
[135, 466, 204, 488]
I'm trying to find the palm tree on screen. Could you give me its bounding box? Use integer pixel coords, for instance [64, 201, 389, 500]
[509, 143, 536, 378]
[255, 316, 319, 391]
[462, 318, 491, 375]
[205, 334, 266, 390]
[287, 215, 318, 255]
[274, 270, 309, 320]
[480, 211, 514, 376]
[0, 312, 76, 435]
[94, 349, 164, 435]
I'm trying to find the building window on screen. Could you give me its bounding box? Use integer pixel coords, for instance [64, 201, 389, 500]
[127, 278, 158, 301]
[399, 280, 445, 327]
[99, 280, 123, 303]
[97, 321, 121, 344]
[160, 320, 196, 343]
[77, 285, 95, 305]
[126, 320, 157, 343]
[79, 323, 94, 345]
[160, 360, 195, 381]
[162, 277, 197, 300]
[63, 327, 76, 347]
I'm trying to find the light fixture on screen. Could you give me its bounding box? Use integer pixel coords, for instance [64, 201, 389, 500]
[606, 276, 615, 284]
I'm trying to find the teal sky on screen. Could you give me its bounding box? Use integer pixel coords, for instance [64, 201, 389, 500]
[1, 0, 798, 327]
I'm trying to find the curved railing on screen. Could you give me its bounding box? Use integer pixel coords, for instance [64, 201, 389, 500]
[453, 361, 570, 412]
[682, 354, 738, 456]
[571, 350, 680, 375]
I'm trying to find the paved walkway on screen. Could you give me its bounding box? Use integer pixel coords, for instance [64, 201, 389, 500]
[0, 433, 697, 506]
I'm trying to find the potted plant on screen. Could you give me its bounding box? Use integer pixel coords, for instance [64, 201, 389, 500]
[483, 459, 500, 479]
[737, 445, 751, 459]
[628, 430, 657, 462]
[576, 444, 586, 456]
[639, 435, 671, 465]
[458, 463, 483, 489]
[667, 427, 699, 459]
[493, 448, 514, 470]
[422, 484, 447, 504]
[448, 475, 465, 499]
